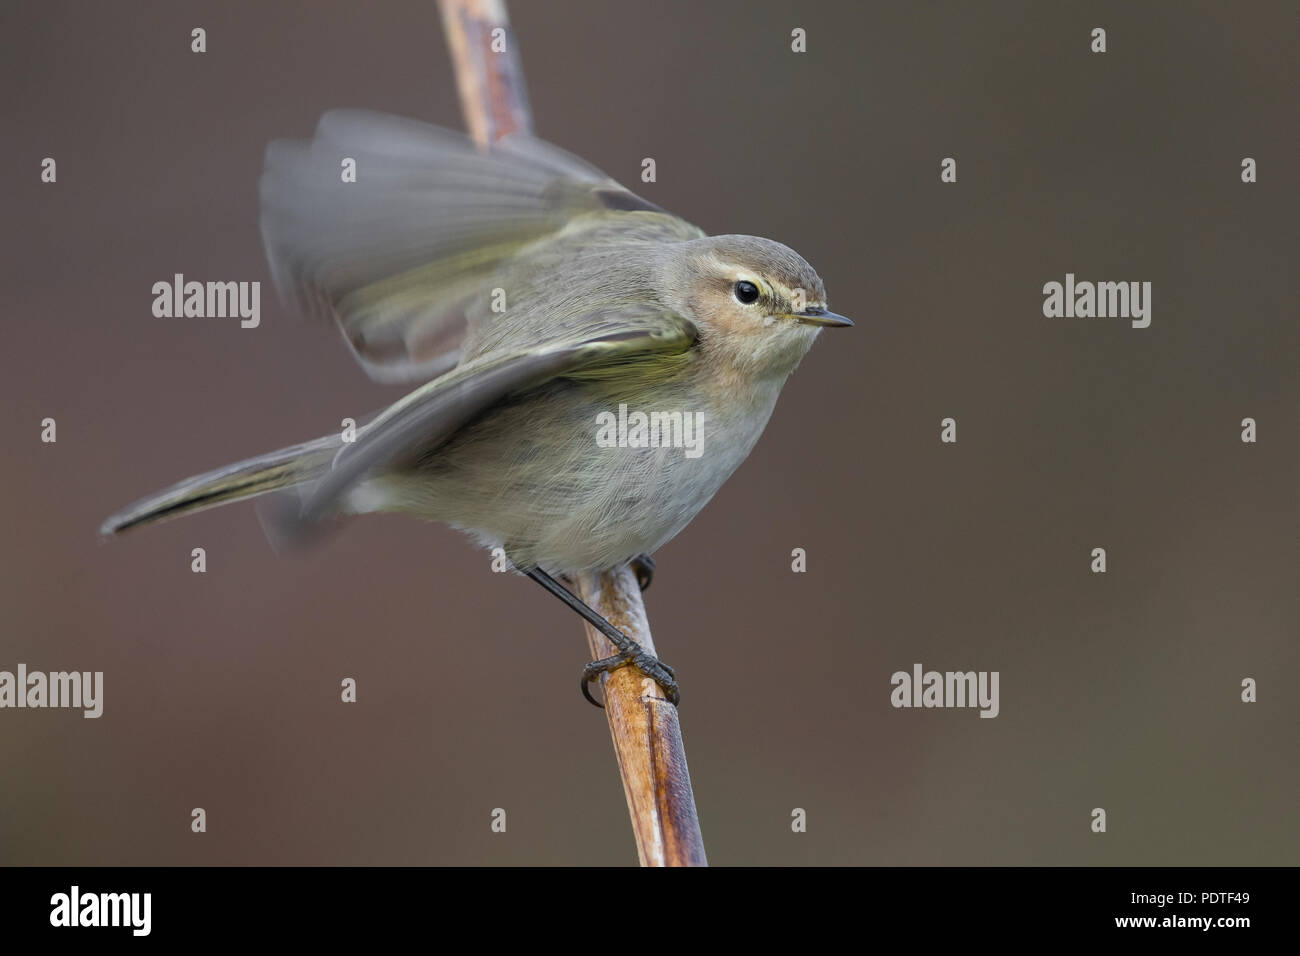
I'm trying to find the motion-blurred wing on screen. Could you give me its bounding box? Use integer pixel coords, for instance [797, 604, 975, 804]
[260, 109, 673, 383]
[276, 304, 697, 536]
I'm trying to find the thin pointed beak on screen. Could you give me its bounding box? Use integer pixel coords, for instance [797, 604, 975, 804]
[793, 307, 854, 328]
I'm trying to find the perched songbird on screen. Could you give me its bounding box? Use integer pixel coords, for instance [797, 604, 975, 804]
[101, 110, 852, 705]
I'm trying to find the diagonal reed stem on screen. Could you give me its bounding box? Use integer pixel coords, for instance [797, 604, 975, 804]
[436, 0, 706, 866]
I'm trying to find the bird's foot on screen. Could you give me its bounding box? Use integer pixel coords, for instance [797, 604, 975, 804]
[582, 649, 679, 708]
[630, 553, 656, 592]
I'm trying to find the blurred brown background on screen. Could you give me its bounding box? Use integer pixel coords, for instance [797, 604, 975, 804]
[1, 0, 1296, 865]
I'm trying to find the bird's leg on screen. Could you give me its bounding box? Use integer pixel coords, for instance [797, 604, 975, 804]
[629, 553, 655, 592]
[525, 567, 679, 708]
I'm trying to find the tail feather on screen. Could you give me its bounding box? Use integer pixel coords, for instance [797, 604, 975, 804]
[100, 435, 341, 537]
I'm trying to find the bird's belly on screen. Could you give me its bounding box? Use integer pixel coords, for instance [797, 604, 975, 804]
[361, 379, 780, 574]
[525, 445, 729, 573]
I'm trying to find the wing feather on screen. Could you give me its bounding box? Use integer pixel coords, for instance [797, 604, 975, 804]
[275, 305, 697, 535]
[259, 109, 686, 383]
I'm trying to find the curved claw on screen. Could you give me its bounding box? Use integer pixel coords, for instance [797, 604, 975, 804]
[648, 668, 681, 706]
[581, 652, 630, 709]
[581, 673, 604, 709]
[627, 653, 680, 705]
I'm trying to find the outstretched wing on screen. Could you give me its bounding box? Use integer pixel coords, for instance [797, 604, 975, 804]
[259, 109, 679, 383]
[273, 304, 697, 537]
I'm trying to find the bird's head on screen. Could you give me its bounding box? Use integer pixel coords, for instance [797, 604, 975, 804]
[662, 234, 851, 379]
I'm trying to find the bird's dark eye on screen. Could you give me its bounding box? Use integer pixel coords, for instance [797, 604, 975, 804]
[734, 280, 760, 304]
